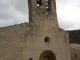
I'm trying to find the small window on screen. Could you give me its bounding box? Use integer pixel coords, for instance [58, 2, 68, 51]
[37, 0, 42, 7]
[29, 58, 33, 60]
[46, 0, 51, 11]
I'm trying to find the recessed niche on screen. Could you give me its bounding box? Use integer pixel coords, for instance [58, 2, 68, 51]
[75, 54, 77, 58]
[44, 37, 50, 43]
[29, 58, 33, 60]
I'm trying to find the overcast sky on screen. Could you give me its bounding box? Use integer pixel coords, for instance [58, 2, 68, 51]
[0, 0, 80, 30]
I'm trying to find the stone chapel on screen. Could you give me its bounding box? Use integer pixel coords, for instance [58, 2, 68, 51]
[0, 0, 71, 60]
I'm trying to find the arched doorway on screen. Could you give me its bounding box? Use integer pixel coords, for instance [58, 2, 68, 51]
[39, 50, 56, 60]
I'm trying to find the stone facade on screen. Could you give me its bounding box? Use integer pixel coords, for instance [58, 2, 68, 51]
[0, 0, 71, 60]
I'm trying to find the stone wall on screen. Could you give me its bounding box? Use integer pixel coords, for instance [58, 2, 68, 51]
[71, 48, 80, 60]
[0, 22, 71, 60]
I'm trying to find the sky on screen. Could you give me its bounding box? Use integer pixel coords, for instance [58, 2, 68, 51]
[0, 0, 80, 30]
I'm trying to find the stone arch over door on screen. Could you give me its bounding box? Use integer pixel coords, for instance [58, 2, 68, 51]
[39, 50, 57, 60]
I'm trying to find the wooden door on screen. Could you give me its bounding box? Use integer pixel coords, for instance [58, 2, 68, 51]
[43, 55, 51, 60]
